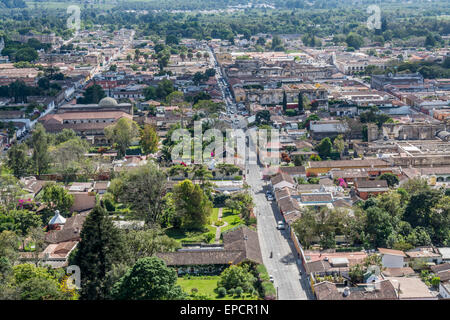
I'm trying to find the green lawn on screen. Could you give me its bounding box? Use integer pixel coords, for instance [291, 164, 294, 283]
[211, 208, 220, 224]
[221, 208, 244, 232]
[165, 226, 216, 244]
[178, 276, 259, 300]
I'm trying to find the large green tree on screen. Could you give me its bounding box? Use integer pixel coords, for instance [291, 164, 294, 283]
[116, 163, 168, 225]
[30, 123, 50, 175]
[111, 257, 186, 300]
[140, 124, 159, 155]
[172, 179, 212, 230]
[40, 183, 74, 215]
[73, 205, 126, 300]
[105, 118, 140, 158]
[6, 143, 29, 178]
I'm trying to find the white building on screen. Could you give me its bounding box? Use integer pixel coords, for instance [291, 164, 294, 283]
[379, 248, 407, 268]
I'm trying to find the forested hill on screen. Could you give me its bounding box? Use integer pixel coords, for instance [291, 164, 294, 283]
[0, 0, 26, 9]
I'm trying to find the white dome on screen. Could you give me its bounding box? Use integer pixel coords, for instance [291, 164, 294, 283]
[98, 97, 118, 107]
[49, 211, 66, 225]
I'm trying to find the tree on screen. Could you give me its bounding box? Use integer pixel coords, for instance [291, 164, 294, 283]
[282, 91, 287, 113]
[345, 32, 364, 50]
[165, 91, 184, 105]
[122, 228, 180, 266]
[271, 35, 284, 51]
[10, 210, 41, 250]
[298, 92, 304, 114]
[105, 118, 140, 158]
[365, 206, 394, 247]
[11, 263, 69, 300]
[73, 205, 126, 300]
[51, 137, 89, 182]
[316, 137, 332, 159]
[191, 165, 213, 186]
[77, 84, 105, 104]
[293, 155, 305, 166]
[255, 110, 271, 125]
[378, 173, 399, 187]
[111, 257, 185, 300]
[333, 135, 345, 158]
[117, 163, 168, 225]
[14, 47, 38, 62]
[172, 179, 212, 230]
[54, 129, 77, 145]
[218, 265, 256, 293]
[140, 124, 159, 155]
[40, 183, 74, 215]
[349, 264, 364, 284]
[7, 143, 29, 178]
[404, 188, 442, 230]
[30, 123, 50, 175]
[292, 209, 317, 249]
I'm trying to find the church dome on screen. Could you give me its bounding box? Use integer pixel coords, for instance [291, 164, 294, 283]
[49, 210, 66, 225]
[98, 97, 118, 107]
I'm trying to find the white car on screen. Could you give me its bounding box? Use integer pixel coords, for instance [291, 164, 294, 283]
[277, 221, 285, 230]
[269, 275, 274, 283]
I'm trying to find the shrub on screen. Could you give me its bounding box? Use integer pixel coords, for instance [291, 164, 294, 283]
[215, 220, 224, 227]
[213, 194, 229, 207]
[191, 288, 198, 294]
[234, 176, 242, 180]
[228, 288, 235, 295]
[203, 232, 215, 243]
[261, 281, 276, 300]
[217, 287, 227, 298]
[431, 277, 440, 288]
[103, 197, 116, 212]
[235, 286, 243, 297]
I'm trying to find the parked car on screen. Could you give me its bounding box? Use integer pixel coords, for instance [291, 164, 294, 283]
[277, 221, 285, 230]
[269, 275, 274, 283]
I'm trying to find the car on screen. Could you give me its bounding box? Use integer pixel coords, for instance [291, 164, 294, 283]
[267, 194, 274, 201]
[269, 275, 274, 283]
[277, 221, 285, 230]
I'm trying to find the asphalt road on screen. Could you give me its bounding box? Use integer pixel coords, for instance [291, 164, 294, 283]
[246, 161, 313, 300]
[209, 47, 313, 299]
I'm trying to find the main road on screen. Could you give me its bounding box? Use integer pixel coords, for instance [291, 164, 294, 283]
[208, 43, 313, 299]
[245, 142, 313, 300]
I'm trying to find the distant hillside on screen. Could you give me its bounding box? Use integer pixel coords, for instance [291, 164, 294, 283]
[0, 0, 26, 8]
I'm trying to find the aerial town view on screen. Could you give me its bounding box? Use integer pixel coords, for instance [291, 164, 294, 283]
[0, 0, 450, 311]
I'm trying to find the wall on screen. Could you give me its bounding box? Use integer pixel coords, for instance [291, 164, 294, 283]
[382, 254, 405, 268]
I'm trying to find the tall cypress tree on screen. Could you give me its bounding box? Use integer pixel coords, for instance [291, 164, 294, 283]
[298, 92, 304, 114]
[282, 91, 287, 113]
[74, 204, 125, 300]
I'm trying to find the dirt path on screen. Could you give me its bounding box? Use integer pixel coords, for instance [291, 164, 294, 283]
[213, 207, 228, 243]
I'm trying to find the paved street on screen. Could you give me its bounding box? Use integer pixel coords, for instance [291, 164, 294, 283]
[246, 159, 313, 300]
[209, 46, 313, 299]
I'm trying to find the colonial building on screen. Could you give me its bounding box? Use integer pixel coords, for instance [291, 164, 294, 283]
[39, 97, 132, 145]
